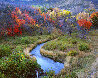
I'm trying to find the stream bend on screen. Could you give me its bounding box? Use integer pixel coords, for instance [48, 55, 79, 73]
[30, 43, 64, 74]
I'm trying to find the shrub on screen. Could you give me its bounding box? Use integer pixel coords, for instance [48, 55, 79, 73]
[0, 44, 12, 57]
[46, 70, 55, 76]
[13, 45, 23, 52]
[67, 50, 78, 56]
[43, 41, 57, 50]
[21, 37, 30, 44]
[71, 39, 77, 44]
[59, 44, 67, 51]
[78, 43, 89, 51]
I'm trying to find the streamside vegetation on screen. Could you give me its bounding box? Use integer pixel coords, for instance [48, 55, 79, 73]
[0, 35, 57, 78]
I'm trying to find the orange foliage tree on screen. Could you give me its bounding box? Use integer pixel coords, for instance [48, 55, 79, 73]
[90, 12, 98, 28]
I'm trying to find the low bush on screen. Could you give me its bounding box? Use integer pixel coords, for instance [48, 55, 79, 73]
[0, 44, 12, 57]
[67, 50, 78, 56]
[43, 41, 57, 50]
[71, 39, 77, 44]
[13, 45, 24, 52]
[46, 70, 55, 77]
[78, 43, 89, 51]
[59, 44, 67, 51]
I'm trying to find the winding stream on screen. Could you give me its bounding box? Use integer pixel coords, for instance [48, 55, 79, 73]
[30, 43, 64, 74]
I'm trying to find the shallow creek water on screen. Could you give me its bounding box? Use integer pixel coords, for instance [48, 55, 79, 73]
[30, 43, 64, 74]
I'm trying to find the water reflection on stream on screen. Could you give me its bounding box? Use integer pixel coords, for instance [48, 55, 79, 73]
[30, 43, 64, 74]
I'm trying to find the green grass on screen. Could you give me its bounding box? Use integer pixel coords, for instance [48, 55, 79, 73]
[43, 35, 89, 52]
